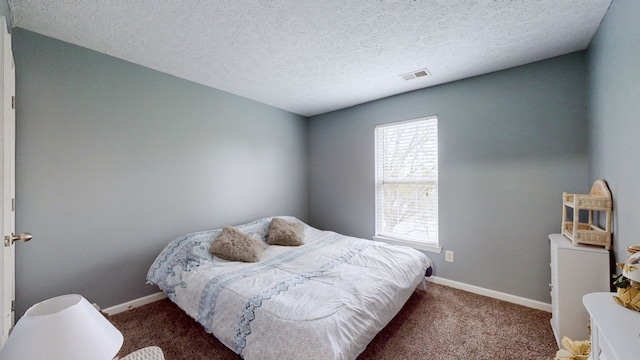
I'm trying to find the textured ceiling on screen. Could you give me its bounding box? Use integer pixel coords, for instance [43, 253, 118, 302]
[8, 0, 611, 117]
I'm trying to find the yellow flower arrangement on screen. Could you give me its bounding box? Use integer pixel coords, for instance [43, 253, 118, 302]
[554, 336, 590, 360]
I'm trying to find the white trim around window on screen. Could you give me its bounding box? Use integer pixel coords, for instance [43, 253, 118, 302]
[373, 235, 442, 253]
[374, 116, 439, 252]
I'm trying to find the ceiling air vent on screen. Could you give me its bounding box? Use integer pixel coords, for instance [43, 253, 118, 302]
[400, 68, 430, 81]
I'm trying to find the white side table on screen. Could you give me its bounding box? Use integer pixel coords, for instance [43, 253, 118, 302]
[583, 292, 640, 360]
[550, 234, 609, 346]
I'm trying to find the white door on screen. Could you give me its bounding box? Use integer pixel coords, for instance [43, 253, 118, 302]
[0, 15, 16, 346]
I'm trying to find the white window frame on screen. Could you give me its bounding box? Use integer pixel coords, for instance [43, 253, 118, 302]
[373, 116, 441, 253]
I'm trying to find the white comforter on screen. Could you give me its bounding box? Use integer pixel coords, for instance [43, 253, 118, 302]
[147, 217, 431, 360]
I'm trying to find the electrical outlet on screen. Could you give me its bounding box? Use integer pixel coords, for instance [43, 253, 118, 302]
[445, 250, 454, 262]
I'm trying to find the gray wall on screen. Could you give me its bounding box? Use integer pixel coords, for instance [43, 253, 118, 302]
[588, 0, 640, 267]
[308, 53, 590, 303]
[12, 1, 632, 314]
[13, 29, 308, 315]
[1, 0, 9, 33]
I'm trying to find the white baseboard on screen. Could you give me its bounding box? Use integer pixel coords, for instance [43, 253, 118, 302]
[427, 276, 552, 313]
[102, 292, 167, 315]
[102, 277, 551, 316]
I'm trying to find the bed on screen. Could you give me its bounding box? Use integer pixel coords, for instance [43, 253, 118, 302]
[146, 216, 432, 359]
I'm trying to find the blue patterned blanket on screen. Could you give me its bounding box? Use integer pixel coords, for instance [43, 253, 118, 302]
[147, 217, 431, 360]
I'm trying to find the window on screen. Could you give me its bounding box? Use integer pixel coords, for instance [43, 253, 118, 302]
[374, 116, 439, 252]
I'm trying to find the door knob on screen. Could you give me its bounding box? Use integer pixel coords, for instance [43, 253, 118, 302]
[4, 232, 32, 247]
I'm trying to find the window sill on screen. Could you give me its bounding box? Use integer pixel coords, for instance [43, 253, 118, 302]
[373, 235, 442, 253]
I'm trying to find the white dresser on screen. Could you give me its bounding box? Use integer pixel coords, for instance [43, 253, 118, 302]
[549, 234, 610, 347]
[583, 292, 640, 360]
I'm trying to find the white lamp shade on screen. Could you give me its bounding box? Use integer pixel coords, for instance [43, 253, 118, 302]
[0, 294, 123, 360]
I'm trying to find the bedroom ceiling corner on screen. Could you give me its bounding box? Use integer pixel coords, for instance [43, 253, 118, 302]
[7, 0, 612, 117]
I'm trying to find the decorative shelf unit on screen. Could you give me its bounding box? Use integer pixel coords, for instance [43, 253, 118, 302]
[561, 180, 612, 250]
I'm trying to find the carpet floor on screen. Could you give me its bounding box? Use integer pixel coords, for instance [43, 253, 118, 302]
[108, 283, 558, 359]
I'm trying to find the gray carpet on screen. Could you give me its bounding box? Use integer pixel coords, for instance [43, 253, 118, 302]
[109, 283, 558, 359]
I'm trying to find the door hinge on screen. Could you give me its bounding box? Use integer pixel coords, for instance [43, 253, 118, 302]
[11, 96, 15, 109]
[11, 300, 14, 312]
[11, 198, 15, 212]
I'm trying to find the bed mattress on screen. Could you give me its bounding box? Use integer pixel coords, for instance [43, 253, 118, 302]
[147, 217, 431, 359]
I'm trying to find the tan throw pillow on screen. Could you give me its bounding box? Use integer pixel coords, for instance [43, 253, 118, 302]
[268, 218, 305, 246]
[209, 226, 268, 262]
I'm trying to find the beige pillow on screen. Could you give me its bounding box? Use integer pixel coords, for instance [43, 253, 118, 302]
[267, 218, 305, 246]
[210, 226, 268, 262]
